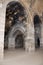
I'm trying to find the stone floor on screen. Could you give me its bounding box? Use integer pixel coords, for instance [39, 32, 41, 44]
[0, 48, 43, 65]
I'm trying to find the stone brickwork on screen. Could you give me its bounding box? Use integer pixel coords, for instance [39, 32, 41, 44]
[0, 0, 43, 59]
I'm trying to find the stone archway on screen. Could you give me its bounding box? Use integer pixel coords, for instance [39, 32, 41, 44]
[34, 15, 41, 48]
[8, 24, 26, 49]
[4, 1, 26, 50]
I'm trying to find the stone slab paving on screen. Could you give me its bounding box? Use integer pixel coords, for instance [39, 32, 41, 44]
[0, 49, 43, 65]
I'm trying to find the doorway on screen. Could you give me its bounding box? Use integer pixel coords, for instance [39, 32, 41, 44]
[34, 15, 41, 48]
[15, 34, 24, 48]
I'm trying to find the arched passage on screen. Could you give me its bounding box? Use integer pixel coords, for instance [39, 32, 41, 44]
[34, 15, 41, 48]
[15, 31, 24, 48]
[8, 24, 25, 49]
[4, 1, 26, 49]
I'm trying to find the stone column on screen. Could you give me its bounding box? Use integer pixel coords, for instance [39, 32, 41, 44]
[40, 22, 43, 48]
[25, 21, 35, 52]
[0, 3, 5, 59]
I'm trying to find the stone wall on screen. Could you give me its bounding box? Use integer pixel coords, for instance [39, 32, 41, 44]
[0, 0, 43, 59]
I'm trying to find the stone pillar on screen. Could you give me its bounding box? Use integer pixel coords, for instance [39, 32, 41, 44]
[25, 22, 35, 52]
[40, 22, 43, 48]
[0, 3, 5, 59]
[8, 37, 15, 49]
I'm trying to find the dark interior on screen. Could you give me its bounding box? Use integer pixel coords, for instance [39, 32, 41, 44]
[37, 37, 40, 48]
[34, 15, 41, 48]
[15, 34, 24, 48]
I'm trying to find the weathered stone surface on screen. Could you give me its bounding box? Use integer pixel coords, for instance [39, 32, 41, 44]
[0, 0, 43, 59]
